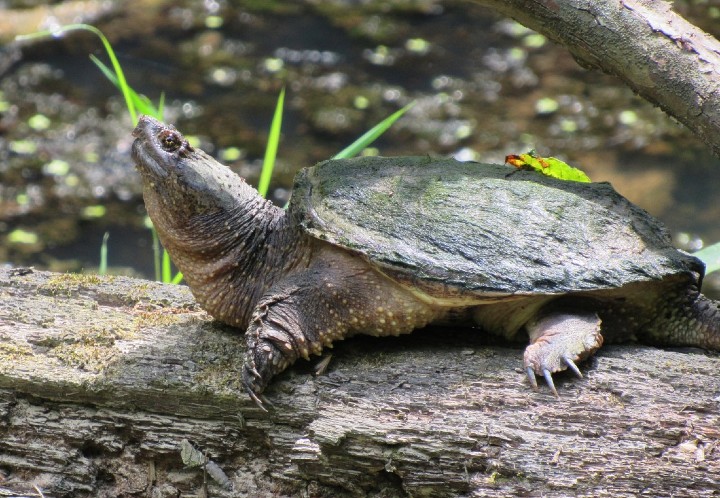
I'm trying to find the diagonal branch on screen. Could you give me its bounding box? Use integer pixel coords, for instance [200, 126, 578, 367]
[471, 0, 720, 158]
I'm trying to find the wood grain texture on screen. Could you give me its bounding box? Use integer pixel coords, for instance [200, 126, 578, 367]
[0, 269, 718, 497]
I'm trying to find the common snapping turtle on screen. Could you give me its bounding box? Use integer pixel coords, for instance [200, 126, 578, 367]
[132, 116, 720, 408]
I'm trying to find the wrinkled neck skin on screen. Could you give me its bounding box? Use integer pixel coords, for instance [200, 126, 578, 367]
[144, 170, 311, 329]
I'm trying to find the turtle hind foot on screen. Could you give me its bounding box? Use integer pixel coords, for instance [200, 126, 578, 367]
[523, 311, 603, 396]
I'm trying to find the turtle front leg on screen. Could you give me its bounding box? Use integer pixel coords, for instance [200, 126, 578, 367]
[241, 274, 331, 409]
[241, 257, 441, 410]
[523, 311, 603, 396]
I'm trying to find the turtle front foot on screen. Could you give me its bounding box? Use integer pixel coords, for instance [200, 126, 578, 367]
[523, 311, 603, 396]
[242, 334, 293, 412]
[242, 356, 275, 412]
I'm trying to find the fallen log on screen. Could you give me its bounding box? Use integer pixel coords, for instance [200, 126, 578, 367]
[0, 268, 718, 497]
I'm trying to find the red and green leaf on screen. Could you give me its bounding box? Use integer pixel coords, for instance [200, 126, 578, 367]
[505, 149, 591, 183]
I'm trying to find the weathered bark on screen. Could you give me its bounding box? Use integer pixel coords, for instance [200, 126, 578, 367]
[470, 0, 720, 159]
[0, 268, 718, 497]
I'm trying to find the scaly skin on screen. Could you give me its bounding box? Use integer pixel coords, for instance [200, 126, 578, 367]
[133, 118, 313, 329]
[645, 285, 720, 351]
[132, 116, 720, 408]
[132, 116, 442, 408]
[241, 245, 443, 407]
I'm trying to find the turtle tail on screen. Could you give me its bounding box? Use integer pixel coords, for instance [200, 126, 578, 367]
[686, 293, 720, 350]
[646, 286, 720, 351]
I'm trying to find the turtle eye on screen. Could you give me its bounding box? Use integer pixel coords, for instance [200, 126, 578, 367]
[158, 129, 183, 152]
[157, 128, 194, 158]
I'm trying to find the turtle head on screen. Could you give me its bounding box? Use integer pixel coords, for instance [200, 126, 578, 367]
[132, 115, 255, 225]
[132, 116, 295, 330]
[132, 115, 195, 179]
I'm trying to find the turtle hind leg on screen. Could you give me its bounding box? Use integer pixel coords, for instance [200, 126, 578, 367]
[523, 311, 603, 395]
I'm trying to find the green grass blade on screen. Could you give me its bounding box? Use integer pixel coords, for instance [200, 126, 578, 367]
[150, 227, 162, 282]
[89, 55, 163, 119]
[150, 222, 182, 283]
[162, 248, 173, 283]
[162, 252, 183, 284]
[258, 87, 285, 198]
[333, 101, 416, 159]
[157, 92, 166, 117]
[695, 242, 720, 275]
[18, 24, 139, 124]
[99, 231, 109, 275]
[171, 271, 184, 285]
[90, 54, 120, 86]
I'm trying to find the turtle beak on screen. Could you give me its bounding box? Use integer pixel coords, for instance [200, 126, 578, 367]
[132, 115, 171, 179]
[132, 114, 163, 140]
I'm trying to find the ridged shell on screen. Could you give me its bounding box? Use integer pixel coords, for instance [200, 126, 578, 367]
[290, 156, 703, 298]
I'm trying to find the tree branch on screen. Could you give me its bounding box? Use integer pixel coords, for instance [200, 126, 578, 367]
[471, 0, 720, 158]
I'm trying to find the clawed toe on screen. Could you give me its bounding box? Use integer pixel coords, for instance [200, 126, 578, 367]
[527, 364, 576, 397]
[246, 386, 270, 412]
[242, 367, 274, 412]
[526, 366, 538, 390]
[242, 341, 280, 411]
[563, 356, 583, 379]
[542, 369, 558, 397]
[242, 332, 294, 411]
[247, 364, 263, 381]
[523, 311, 603, 396]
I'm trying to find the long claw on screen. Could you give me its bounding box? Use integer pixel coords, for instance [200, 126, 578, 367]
[248, 365, 263, 380]
[314, 354, 333, 376]
[563, 356, 583, 379]
[243, 363, 274, 412]
[245, 386, 268, 412]
[245, 385, 274, 412]
[526, 366, 538, 389]
[259, 393, 274, 410]
[543, 369, 559, 397]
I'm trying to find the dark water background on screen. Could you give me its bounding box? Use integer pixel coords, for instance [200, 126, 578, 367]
[1, 0, 719, 295]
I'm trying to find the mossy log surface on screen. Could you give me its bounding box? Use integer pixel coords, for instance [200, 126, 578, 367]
[0, 268, 718, 497]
